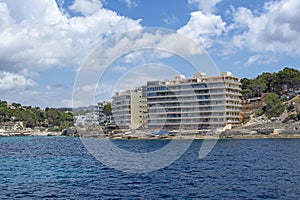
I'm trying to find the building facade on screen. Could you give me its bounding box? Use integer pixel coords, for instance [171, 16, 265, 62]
[97, 101, 111, 125]
[112, 87, 147, 129]
[144, 72, 241, 131]
[75, 112, 99, 127]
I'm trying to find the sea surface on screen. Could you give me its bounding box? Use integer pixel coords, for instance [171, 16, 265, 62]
[0, 136, 299, 199]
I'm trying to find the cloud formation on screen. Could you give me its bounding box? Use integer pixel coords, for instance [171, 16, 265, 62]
[0, 0, 299, 107]
[119, 0, 137, 8]
[0, 72, 36, 91]
[69, 0, 102, 16]
[231, 0, 300, 54]
[245, 55, 261, 66]
[0, 0, 141, 73]
[178, 11, 225, 48]
[187, 0, 222, 13]
[0, 0, 142, 106]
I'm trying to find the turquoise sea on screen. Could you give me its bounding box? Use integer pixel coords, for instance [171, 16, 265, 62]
[0, 136, 299, 199]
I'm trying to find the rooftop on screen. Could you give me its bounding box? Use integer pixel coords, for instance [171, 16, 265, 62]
[147, 72, 239, 86]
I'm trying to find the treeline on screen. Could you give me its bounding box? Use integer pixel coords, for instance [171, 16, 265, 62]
[241, 67, 300, 99]
[0, 101, 74, 131]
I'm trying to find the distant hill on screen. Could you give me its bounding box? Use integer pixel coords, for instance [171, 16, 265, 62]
[72, 105, 98, 116]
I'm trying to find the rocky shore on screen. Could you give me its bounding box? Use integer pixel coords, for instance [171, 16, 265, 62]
[1, 122, 300, 139]
[0, 130, 62, 137]
[74, 121, 300, 140]
[219, 120, 300, 139]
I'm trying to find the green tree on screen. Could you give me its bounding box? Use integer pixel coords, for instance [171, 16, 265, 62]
[0, 100, 8, 107]
[60, 112, 74, 129]
[46, 108, 61, 126]
[103, 103, 112, 116]
[273, 67, 300, 94]
[241, 76, 268, 98]
[240, 78, 251, 90]
[12, 103, 22, 108]
[240, 67, 300, 99]
[248, 78, 267, 97]
[241, 89, 252, 99]
[0, 107, 12, 122]
[263, 93, 285, 118]
[257, 72, 274, 92]
[0, 100, 74, 130]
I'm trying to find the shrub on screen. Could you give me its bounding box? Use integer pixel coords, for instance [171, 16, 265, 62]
[263, 93, 285, 118]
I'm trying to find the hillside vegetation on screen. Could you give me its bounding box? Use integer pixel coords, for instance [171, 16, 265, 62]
[241, 67, 300, 99]
[241, 67, 300, 121]
[0, 101, 74, 131]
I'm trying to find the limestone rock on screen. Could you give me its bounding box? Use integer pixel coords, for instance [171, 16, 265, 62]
[61, 127, 79, 137]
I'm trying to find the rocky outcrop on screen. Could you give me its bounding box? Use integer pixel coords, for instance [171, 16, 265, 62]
[61, 127, 80, 137]
[221, 121, 300, 138]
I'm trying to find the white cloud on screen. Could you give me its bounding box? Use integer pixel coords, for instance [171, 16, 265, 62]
[244, 54, 279, 66]
[122, 50, 173, 64]
[177, 11, 226, 48]
[73, 63, 174, 106]
[0, 0, 142, 73]
[0, 3, 12, 30]
[188, 0, 222, 13]
[231, 0, 300, 54]
[0, 72, 36, 91]
[0, 0, 143, 107]
[245, 54, 261, 66]
[20, 68, 39, 78]
[79, 29, 206, 74]
[119, 0, 137, 8]
[163, 14, 178, 25]
[69, 0, 102, 16]
[1, 0, 64, 25]
[123, 51, 144, 63]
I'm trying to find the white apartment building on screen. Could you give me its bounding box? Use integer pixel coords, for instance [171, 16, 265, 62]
[145, 72, 241, 131]
[112, 87, 147, 129]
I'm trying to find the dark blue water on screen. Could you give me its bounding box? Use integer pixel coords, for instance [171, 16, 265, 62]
[0, 137, 299, 199]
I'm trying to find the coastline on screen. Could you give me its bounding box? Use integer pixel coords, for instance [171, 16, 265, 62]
[1, 131, 299, 139]
[0, 130, 62, 137]
[75, 129, 300, 140]
[2, 121, 300, 140]
[75, 120, 300, 140]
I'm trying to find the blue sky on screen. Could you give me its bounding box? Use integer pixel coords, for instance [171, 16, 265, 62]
[0, 0, 299, 107]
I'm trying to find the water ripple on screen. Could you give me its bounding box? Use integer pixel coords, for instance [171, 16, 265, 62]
[0, 137, 299, 199]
